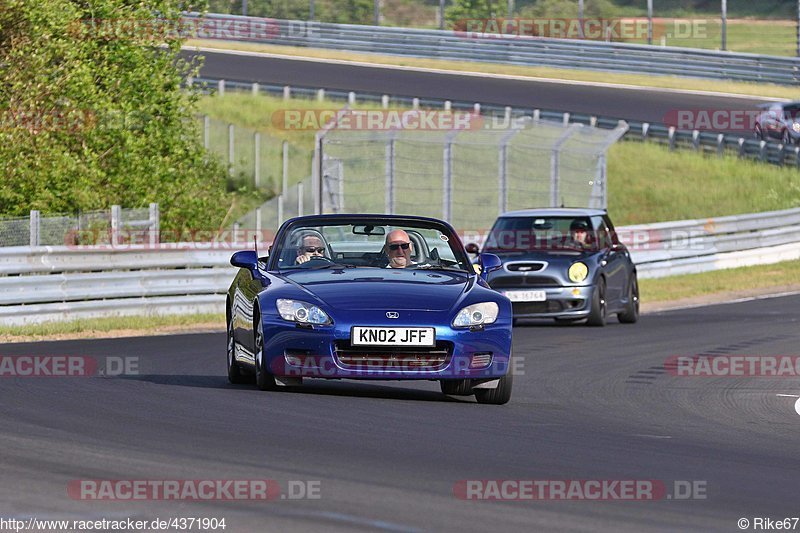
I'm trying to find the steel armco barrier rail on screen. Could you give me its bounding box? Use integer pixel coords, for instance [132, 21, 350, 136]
[2, 208, 799, 325]
[186, 13, 800, 86]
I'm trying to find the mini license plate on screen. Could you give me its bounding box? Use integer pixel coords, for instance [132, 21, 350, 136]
[503, 290, 547, 302]
[351, 327, 436, 347]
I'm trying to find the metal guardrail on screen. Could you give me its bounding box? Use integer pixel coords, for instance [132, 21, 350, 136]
[189, 13, 800, 86]
[2, 207, 799, 324]
[193, 77, 800, 170]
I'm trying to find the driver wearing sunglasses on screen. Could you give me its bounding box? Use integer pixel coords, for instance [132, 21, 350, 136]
[296, 234, 327, 264]
[384, 229, 415, 269]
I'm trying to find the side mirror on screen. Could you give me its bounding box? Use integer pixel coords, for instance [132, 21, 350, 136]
[231, 250, 258, 269]
[479, 253, 502, 280]
[465, 243, 480, 254]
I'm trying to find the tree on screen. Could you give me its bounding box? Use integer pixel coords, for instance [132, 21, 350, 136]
[0, 0, 230, 233]
[446, 0, 498, 28]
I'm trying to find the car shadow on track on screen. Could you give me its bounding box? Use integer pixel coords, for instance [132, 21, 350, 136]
[117, 374, 474, 403]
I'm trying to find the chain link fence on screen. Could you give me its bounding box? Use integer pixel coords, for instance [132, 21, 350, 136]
[0, 205, 158, 247]
[315, 116, 627, 232]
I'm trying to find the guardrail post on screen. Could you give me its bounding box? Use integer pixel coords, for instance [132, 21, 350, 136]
[252, 82, 259, 95]
[228, 124, 235, 177]
[642, 122, 650, 140]
[473, 103, 481, 114]
[348, 91, 356, 105]
[778, 144, 786, 166]
[668, 127, 676, 151]
[382, 95, 389, 109]
[692, 130, 700, 151]
[738, 137, 745, 158]
[317, 89, 325, 101]
[716, 134, 725, 157]
[254, 132, 261, 188]
[385, 135, 395, 214]
[563, 112, 570, 126]
[29, 210, 40, 247]
[444, 100, 451, 111]
[111, 205, 121, 247]
[283, 85, 291, 100]
[795, 147, 800, 167]
[148, 203, 159, 247]
[590, 116, 597, 127]
[759, 140, 767, 161]
[203, 115, 210, 149]
[533, 109, 540, 122]
[217, 79, 225, 97]
[412, 98, 419, 110]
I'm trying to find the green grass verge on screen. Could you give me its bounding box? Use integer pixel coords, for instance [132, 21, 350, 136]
[0, 313, 224, 341]
[186, 40, 800, 98]
[640, 259, 800, 303]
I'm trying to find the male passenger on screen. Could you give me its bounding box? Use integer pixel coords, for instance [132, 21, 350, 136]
[296, 234, 326, 264]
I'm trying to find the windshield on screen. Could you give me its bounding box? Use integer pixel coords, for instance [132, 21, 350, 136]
[271, 218, 473, 272]
[483, 216, 599, 252]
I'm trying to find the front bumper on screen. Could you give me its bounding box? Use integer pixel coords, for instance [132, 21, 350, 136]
[499, 286, 594, 319]
[261, 312, 512, 380]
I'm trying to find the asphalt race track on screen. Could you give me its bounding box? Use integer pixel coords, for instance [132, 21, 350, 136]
[186, 49, 772, 128]
[2, 294, 799, 531]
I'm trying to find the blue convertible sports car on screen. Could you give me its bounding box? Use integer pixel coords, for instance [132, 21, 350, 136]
[226, 214, 514, 404]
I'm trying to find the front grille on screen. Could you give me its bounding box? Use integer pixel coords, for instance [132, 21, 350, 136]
[513, 301, 565, 314]
[490, 275, 561, 288]
[506, 262, 546, 272]
[334, 340, 453, 370]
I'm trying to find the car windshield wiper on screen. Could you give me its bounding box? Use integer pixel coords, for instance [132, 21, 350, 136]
[308, 262, 357, 270]
[414, 264, 468, 273]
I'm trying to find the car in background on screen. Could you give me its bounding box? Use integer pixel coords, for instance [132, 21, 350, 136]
[467, 208, 638, 327]
[754, 102, 800, 146]
[226, 214, 514, 404]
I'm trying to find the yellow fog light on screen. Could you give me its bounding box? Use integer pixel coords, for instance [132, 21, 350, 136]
[572, 288, 581, 297]
[568, 262, 589, 283]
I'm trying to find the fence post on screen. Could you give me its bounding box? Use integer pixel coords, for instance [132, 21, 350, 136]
[228, 124, 235, 176]
[550, 124, 581, 207]
[382, 95, 389, 109]
[498, 128, 521, 215]
[385, 136, 395, 214]
[348, 91, 356, 105]
[148, 203, 160, 247]
[692, 129, 700, 150]
[255, 207, 262, 239]
[203, 115, 210, 149]
[563, 112, 570, 126]
[217, 79, 225, 97]
[738, 137, 746, 158]
[533, 109, 540, 122]
[254, 132, 261, 188]
[716, 134, 725, 157]
[298, 182, 304, 216]
[278, 195, 284, 226]
[443, 132, 455, 222]
[444, 100, 452, 111]
[412, 98, 419, 110]
[317, 89, 325, 101]
[668, 127, 676, 151]
[252, 82, 259, 95]
[282, 140, 289, 196]
[29, 210, 40, 247]
[111, 205, 121, 247]
[642, 122, 649, 140]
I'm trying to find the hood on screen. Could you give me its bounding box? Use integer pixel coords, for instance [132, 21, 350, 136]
[279, 268, 470, 311]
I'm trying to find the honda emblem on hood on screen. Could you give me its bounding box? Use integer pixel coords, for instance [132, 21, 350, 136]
[386, 311, 399, 319]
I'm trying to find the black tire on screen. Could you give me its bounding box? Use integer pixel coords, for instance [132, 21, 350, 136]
[474, 372, 513, 405]
[227, 310, 249, 384]
[617, 274, 640, 324]
[253, 310, 278, 391]
[586, 278, 607, 327]
[754, 124, 765, 141]
[440, 379, 473, 396]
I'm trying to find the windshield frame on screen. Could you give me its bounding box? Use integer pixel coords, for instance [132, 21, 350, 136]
[267, 214, 474, 274]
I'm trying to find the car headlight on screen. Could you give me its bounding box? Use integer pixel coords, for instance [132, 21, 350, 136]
[568, 262, 589, 283]
[453, 302, 499, 327]
[276, 299, 330, 325]
[793, 123, 800, 133]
